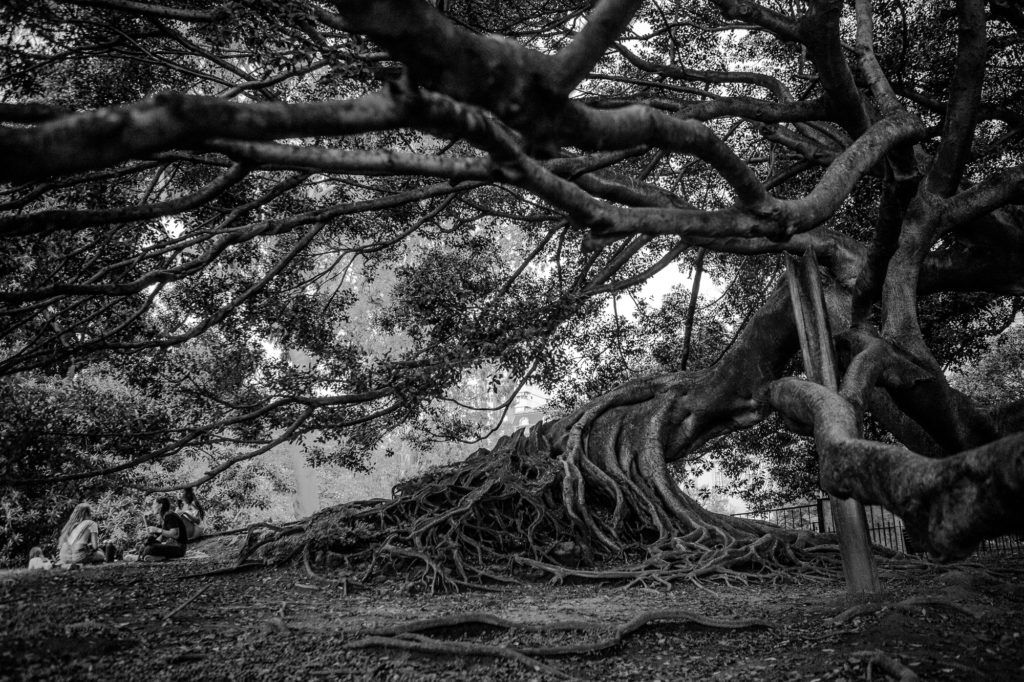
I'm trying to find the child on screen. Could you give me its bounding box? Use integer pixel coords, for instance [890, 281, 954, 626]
[27, 546, 52, 570]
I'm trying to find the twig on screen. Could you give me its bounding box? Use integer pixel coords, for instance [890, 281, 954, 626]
[164, 584, 209, 621]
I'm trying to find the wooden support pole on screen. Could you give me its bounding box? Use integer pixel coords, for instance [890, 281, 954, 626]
[785, 252, 881, 595]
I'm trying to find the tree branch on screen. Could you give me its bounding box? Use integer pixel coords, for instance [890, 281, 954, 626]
[853, 0, 904, 117]
[614, 42, 795, 101]
[799, 0, 871, 137]
[941, 164, 1024, 231]
[925, 0, 987, 196]
[770, 377, 1024, 559]
[709, 0, 802, 42]
[554, 0, 643, 94]
[0, 164, 249, 237]
[55, 0, 224, 22]
[679, 249, 704, 371]
[0, 91, 405, 182]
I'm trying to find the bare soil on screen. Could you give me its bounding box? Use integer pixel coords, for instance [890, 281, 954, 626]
[1, 536, 1022, 681]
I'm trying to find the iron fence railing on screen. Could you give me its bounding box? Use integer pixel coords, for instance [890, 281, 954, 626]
[734, 499, 1023, 557]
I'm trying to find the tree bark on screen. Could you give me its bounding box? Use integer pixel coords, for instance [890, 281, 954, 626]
[770, 378, 1024, 560]
[249, 284, 828, 587]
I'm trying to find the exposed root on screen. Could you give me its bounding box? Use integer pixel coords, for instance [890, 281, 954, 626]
[831, 595, 981, 625]
[348, 607, 770, 677]
[245, 395, 844, 590]
[179, 561, 265, 580]
[854, 650, 919, 681]
[893, 595, 982, 619]
[831, 601, 884, 625]
[346, 634, 567, 679]
[365, 608, 770, 656]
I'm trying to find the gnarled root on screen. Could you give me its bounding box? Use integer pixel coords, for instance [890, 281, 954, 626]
[345, 608, 771, 678]
[246, 385, 841, 590]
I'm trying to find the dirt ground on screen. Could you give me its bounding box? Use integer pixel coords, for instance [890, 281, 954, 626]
[1, 536, 1022, 681]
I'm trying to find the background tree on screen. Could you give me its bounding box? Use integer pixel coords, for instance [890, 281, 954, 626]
[0, 352, 293, 563]
[1, 0, 1023, 585]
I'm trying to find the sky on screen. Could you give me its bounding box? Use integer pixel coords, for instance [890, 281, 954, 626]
[611, 260, 722, 320]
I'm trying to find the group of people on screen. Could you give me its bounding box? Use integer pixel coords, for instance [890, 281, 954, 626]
[27, 487, 206, 569]
[139, 489, 205, 562]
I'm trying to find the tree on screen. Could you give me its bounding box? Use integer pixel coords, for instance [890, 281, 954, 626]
[1, 0, 1022, 587]
[0, 357, 291, 563]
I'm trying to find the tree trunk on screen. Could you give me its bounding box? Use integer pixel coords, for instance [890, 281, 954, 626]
[246, 284, 842, 588]
[244, 270, 1024, 588]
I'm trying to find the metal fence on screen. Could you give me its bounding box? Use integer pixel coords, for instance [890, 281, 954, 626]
[734, 499, 1024, 557]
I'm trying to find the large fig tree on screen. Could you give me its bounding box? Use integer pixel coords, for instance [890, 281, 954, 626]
[1, 0, 1022, 587]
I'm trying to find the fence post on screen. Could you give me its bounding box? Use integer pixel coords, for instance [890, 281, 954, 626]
[816, 498, 828, 533]
[786, 252, 881, 595]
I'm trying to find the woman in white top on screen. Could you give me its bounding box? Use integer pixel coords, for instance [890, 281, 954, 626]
[57, 503, 106, 566]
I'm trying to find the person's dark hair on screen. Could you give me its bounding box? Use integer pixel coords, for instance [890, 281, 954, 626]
[154, 497, 171, 516]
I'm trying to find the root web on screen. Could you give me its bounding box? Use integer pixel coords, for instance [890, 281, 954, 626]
[243, 409, 844, 590]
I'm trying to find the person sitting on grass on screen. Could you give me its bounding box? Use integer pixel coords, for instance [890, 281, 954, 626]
[176, 487, 205, 540]
[27, 546, 52, 570]
[141, 496, 188, 562]
[58, 503, 107, 567]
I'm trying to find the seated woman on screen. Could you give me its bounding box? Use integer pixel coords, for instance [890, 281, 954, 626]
[176, 487, 206, 540]
[141, 496, 188, 562]
[58, 503, 107, 566]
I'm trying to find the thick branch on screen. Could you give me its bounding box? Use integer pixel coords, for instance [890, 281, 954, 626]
[554, 0, 642, 94]
[941, 165, 1024, 231]
[770, 377, 1024, 559]
[679, 250, 704, 371]
[614, 43, 794, 101]
[853, 0, 904, 117]
[799, 0, 871, 137]
[0, 92, 404, 182]
[564, 110, 923, 239]
[921, 211, 1024, 295]
[0, 102, 75, 123]
[925, 0, 987, 196]
[207, 141, 492, 179]
[839, 328, 1000, 451]
[709, 0, 802, 42]
[330, 0, 560, 128]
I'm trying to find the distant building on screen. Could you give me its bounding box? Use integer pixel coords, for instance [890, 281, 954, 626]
[511, 388, 546, 430]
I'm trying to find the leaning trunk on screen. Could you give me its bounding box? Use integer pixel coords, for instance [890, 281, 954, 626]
[247, 285, 838, 589]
